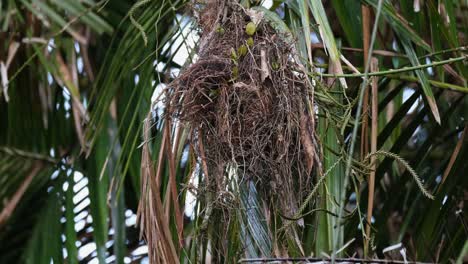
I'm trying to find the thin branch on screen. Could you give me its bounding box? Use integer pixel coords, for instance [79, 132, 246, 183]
[315, 55, 466, 78]
[239, 257, 434, 263]
[312, 68, 468, 92]
[312, 65, 467, 92]
[419, 46, 467, 58]
[311, 44, 467, 59]
[388, 75, 468, 93]
[311, 43, 405, 57]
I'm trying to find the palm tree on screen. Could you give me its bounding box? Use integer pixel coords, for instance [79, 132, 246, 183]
[0, 0, 466, 263]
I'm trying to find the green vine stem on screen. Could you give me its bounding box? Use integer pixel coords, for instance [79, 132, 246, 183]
[389, 75, 468, 93]
[313, 55, 466, 78]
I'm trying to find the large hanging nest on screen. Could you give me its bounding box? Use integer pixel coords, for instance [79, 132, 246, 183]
[167, 0, 320, 222]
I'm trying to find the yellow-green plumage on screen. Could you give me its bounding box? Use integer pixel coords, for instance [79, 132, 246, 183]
[216, 26, 225, 34]
[230, 48, 238, 60]
[238, 45, 248, 56]
[232, 66, 239, 79]
[245, 22, 256, 36]
[246, 37, 254, 47]
[271, 61, 280, 70]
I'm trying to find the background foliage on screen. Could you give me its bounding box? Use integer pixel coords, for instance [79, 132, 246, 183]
[0, 0, 466, 263]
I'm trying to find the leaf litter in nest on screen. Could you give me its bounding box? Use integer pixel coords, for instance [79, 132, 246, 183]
[167, 0, 320, 235]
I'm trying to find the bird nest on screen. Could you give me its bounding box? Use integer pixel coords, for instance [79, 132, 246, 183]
[165, 0, 320, 218]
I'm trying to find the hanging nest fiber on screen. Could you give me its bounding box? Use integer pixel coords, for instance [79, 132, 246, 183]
[167, 0, 320, 222]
